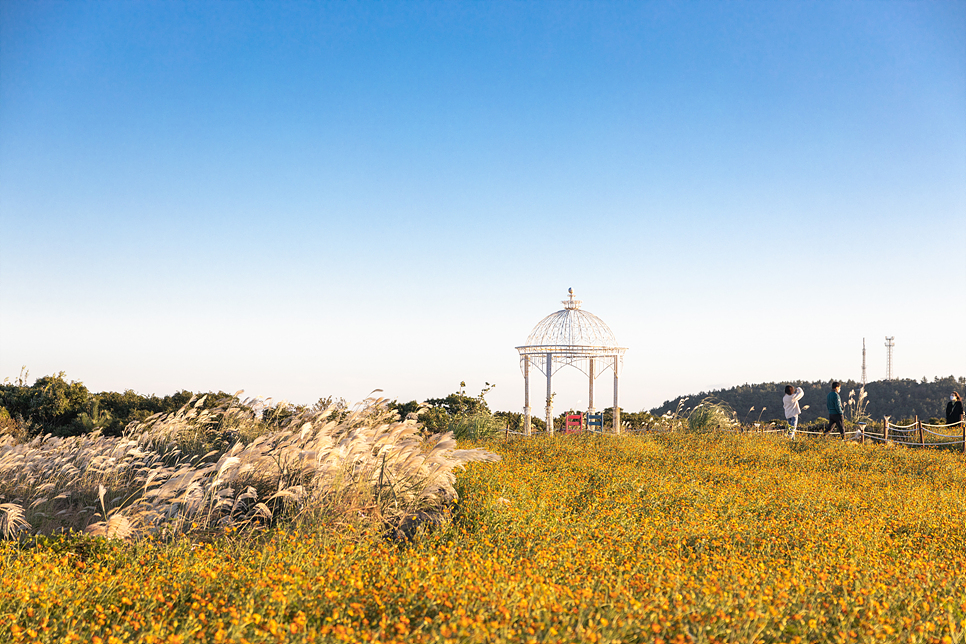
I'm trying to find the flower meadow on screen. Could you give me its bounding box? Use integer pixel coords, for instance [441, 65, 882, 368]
[3, 430, 966, 644]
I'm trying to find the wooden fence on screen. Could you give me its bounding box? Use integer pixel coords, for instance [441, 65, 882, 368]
[504, 415, 966, 452]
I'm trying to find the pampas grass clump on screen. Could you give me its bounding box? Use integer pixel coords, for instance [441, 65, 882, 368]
[686, 399, 739, 434]
[0, 395, 499, 541]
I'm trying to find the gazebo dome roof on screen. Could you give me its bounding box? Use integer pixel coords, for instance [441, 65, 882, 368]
[516, 289, 625, 356]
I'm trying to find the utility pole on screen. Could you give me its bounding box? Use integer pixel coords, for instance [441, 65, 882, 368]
[885, 336, 895, 381]
[862, 338, 867, 385]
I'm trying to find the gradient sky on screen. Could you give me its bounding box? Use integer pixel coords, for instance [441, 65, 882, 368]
[2, 1, 965, 414]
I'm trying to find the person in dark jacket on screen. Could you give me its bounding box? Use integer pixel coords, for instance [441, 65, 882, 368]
[946, 392, 964, 426]
[824, 382, 845, 438]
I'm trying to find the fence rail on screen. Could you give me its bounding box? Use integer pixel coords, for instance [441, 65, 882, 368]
[502, 413, 966, 452]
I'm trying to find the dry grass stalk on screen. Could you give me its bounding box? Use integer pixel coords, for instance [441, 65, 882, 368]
[0, 396, 499, 540]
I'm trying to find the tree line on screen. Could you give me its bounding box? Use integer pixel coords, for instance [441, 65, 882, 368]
[647, 376, 966, 426]
[0, 370, 239, 437]
[3, 371, 963, 439]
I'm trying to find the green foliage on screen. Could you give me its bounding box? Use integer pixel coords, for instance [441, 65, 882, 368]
[14, 372, 92, 434]
[412, 406, 444, 434]
[492, 411, 520, 432]
[448, 413, 502, 441]
[388, 399, 420, 420]
[423, 387, 491, 418]
[0, 369, 240, 438]
[419, 382, 500, 439]
[95, 388, 197, 433]
[492, 411, 546, 433]
[0, 407, 16, 436]
[74, 399, 114, 433]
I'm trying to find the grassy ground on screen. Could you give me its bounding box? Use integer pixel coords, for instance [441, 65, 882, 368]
[3, 432, 965, 644]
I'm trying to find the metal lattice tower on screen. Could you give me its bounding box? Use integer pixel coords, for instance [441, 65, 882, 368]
[861, 338, 867, 385]
[885, 336, 895, 380]
[516, 288, 627, 435]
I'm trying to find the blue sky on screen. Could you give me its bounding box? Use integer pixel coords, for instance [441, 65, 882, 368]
[2, 1, 964, 414]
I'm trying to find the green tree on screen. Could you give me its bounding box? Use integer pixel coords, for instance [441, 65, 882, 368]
[419, 382, 499, 439]
[0, 372, 93, 435]
[388, 399, 421, 420]
[0, 369, 241, 437]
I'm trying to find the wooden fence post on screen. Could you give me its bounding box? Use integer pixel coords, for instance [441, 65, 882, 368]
[916, 415, 923, 447]
[883, 417, 889, 443]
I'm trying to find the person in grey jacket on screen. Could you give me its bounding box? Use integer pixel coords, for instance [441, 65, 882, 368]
[824, 382, 845, 438]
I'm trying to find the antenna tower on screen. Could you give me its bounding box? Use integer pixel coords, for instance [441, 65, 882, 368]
[861, 338, 867, 385]
[884, 336, 895, 380]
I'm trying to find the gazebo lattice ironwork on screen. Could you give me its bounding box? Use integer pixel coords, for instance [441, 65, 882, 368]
[516, 289, 628, 435]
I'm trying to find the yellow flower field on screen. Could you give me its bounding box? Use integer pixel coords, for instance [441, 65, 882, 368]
[3, 432, 965, 643]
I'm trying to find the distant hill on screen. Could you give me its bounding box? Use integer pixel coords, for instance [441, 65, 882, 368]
[649, 376, 966, 424]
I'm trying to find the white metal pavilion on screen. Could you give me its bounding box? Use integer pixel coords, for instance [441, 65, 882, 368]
[516, 289, 628, 435]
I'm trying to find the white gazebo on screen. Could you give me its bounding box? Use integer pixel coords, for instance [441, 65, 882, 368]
[516, 289, 627, 435]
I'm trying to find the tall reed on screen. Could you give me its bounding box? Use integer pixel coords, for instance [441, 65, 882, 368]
[0, 396, 499, 540]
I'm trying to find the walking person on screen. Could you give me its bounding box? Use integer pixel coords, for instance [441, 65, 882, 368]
[783, 385, 805, 438]
[824, 382, 845, 439]
[946, 392, 964, 426]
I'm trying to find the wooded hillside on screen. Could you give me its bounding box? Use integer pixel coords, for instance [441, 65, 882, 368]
[649, 376, 966, 424]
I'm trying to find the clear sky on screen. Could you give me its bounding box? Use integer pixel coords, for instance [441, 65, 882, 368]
[2, 1, 965, 413]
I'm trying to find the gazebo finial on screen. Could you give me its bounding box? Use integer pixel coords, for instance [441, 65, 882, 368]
[564, 287, 581, 310]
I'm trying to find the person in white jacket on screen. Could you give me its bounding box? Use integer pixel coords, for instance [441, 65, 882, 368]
[783, 385, 805, 438]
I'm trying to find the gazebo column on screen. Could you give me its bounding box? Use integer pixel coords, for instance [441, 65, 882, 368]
[523, 357, 531, 436]
[613, 355, 620, 434]
[588, 358, 595, 415]
[546, 352, 554, 435]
